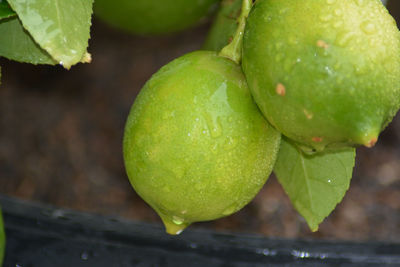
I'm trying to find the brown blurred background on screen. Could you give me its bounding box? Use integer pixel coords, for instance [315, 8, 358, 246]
[0, 1, 399, 242]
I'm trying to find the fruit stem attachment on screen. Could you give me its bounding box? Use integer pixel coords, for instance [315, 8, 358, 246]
[218, 0, 252, 64]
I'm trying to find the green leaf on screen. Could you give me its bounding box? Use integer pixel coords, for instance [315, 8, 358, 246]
[274, 138, 356, 231]
[7, 0, 94, 69]
[0, 1, 16, 20]
[0, 17, 56, 64]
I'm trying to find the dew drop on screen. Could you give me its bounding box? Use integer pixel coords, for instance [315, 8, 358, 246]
[336, 32, 354, 47]
[211, 125, 222, 138]
[224, 136, 238, 151]
[175, 229, 184, 235]
[203, 112, 223, 138]
[324, 65, 333, 76]
[361, 21, 376, 34]
[172, 216, 185, 225]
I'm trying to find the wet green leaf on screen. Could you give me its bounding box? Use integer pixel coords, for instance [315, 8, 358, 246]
[8, 0, 94, 69]
[0, 17, 56, 64]
[0, 1, 16, 20]
[274, 138, 355, 231]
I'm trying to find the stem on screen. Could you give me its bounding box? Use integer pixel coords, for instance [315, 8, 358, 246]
[202, 0, 243, 51]
[218, 0, 252, 64]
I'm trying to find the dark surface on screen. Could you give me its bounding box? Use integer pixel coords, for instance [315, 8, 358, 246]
[2, 195, 400, 267]
[0, 1, 399, 244]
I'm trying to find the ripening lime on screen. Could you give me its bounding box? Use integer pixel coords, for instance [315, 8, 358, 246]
[242, 0, 400, 152]
[123, 51, 281, 234]
[94, 0, 218, 35]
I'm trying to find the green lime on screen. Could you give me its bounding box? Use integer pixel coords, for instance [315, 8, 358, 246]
[123, 51, 281, 234]
[242, 0, 400, 152]
[94, 0, 218, 35]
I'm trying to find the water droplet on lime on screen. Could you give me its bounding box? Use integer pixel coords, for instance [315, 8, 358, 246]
[361, 21, 376, 34]
[172, 216, 185, 225]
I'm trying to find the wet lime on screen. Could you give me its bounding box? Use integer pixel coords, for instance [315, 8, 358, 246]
[242, 0, 400, 152]
[123, 51, 281, 234]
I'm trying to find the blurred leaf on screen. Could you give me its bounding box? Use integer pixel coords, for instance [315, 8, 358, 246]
[274, 138, 355, 231]
[0, 1, 15, 20]
[0, 17, 56, 64]
[8, 0, 94, 69]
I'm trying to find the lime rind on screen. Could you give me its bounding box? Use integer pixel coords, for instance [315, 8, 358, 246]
[123, 51, 281, 234]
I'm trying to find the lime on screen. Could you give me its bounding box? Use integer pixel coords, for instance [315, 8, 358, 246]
[242, 0, 400, 152]
[94, 0, 218, 35]
[123, 51, 281, 234]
